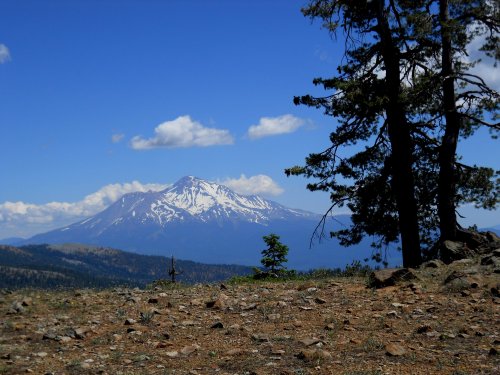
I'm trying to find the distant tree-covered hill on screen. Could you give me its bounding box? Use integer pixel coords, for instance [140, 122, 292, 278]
[0, 244, 253, 289]
[481, 226, 500, 236]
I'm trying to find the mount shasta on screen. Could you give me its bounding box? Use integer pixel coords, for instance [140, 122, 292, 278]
[24, 176, 395, 269]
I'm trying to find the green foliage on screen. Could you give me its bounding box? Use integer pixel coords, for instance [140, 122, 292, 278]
[139, 311, 155, 325]
[287, 0, 499, 264]
[228, 261, 374, 284]
[260, 234, 289, 275]
[342, 260, 372, 277]
[362, 336, 384, 352]
[0, 244, 253, 289]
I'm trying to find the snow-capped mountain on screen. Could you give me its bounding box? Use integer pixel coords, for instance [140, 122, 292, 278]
[51, 176, 315, 233]
[154, 176, 313, 224]
[25, 176, 398, 269]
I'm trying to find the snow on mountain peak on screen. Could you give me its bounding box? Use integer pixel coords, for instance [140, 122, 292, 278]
[63, 176, 315, 231]
[158, 176, 275, 219]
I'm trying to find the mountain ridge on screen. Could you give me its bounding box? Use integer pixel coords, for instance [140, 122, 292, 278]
[21, 176, 402, 269]
[53, 176, 317, 231]
[0, 243, 253, 288]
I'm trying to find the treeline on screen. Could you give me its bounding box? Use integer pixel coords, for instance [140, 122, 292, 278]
[0, 244, 253, 289]
[0, 265, 136, 289]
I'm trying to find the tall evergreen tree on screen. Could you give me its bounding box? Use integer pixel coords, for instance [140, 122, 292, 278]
[288, 0, 425, 267]
[287, 0, 498, 266]
[434, 0, 499, 242]
[398, 0, 498, 242]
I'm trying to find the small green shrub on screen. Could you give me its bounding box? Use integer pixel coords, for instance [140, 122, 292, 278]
[139, 311, 155, 325]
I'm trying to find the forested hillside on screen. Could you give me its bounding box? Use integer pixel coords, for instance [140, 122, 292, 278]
[0, 244, 253, 288]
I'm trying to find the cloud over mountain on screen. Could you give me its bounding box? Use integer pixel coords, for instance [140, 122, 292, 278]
[0, 174, 286, 238]
[0, 181, 169, 238]
[130, 116, 234, 149]
[219, 174, 284, 196]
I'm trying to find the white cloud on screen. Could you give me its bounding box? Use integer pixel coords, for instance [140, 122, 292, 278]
[0, 44, 11, 63]
[111, 133, 125, 143]
[469, 62, 500, 92]
[0, 176, 284, 238]
[0, 181, 169, 238]
[465, 33, 500, 92]
[219, 174, 284, 196]
[247, 114, 306, 140]
[130, 115, 234, 149]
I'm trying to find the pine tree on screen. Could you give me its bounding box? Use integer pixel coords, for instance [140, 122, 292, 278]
[434, 0, 499, 242]
[288, 0, 425, 267]
[287, 0, 498, 266]
[261, 234, 289, 275]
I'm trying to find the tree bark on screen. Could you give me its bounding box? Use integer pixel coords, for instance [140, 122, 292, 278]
[438, 0, 459, 242]
[375, 0, 422, 267]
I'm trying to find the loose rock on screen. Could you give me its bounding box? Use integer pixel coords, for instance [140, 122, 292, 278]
[385, 343, 406, 356]
[180, 344, 200, 356]
[296, 349, 332, 362]
[369, 268, 418, 288]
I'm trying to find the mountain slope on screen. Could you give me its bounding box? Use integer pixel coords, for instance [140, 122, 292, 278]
[52, 176, 315, 229]
[24, 176, 401, 269]
[0, 237, 24, 246]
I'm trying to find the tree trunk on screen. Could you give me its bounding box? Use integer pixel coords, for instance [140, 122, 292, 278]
[438, 0, 459, 242]
[375, 0, 422, 267]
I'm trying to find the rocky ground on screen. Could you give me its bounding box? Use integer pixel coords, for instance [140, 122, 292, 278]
[1, 254, 499, 375]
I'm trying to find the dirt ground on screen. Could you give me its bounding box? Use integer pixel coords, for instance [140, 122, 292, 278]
[0, 259, 499, 375]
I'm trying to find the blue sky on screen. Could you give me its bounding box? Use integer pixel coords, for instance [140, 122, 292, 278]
[0, 0, 498, 239]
